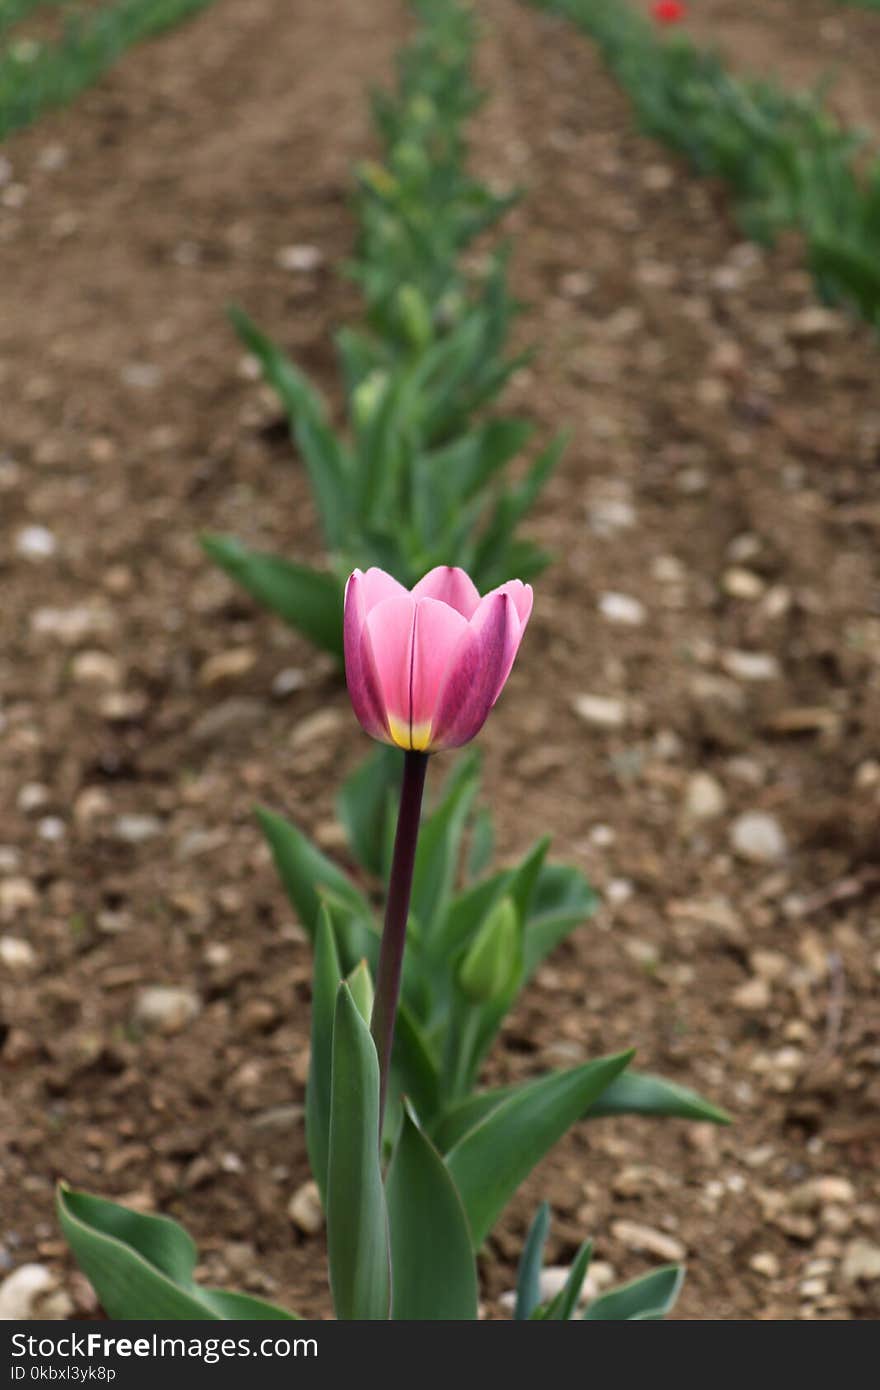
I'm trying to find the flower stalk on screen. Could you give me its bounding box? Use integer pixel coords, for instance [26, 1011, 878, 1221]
[370, 748, 429, 1129]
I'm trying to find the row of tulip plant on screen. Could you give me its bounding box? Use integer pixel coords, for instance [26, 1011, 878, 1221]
[535, 0, 880, 331]
[0, 0, 222, 141]
[58, 0, 726, 1321]
[203, 0, 559, 661]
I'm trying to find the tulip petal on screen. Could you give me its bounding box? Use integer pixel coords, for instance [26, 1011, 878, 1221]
[429, 592, 515, 750]
[365, 592, 416, 748]
[410, 598, 470, 747]
[343, 571, 391, 742]
[483, 581, 532, 702]
[412, 566, 481, 618]
[361, 567, 409, 614]
[487, 579, 533, 628]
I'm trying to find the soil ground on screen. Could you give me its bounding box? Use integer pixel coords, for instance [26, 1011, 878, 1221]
[1, 0, 878, 1321]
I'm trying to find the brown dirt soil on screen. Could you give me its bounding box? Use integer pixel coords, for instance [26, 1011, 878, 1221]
[1, 0, 879, 1322]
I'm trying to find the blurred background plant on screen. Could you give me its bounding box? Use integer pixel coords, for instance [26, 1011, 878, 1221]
[0, 0, 222, 139]
[533, 0, 880, 330]
[204, 0, 561, 661]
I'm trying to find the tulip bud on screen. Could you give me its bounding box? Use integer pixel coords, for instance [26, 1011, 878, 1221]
[352, 370, 388, 432]
[397, 284, 432, 351]
[408, 95, 437, 127]
[392, 140, 429, 183]
[458, 896, 520, 1003]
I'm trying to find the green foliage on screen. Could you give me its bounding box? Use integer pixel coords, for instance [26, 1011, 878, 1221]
[57, 1188, 299, 1320]
[515, 1204, 685, 1320]
[535, 0, 880, 330]
[206, 0, 559, 657]
[326, 984, 391, 1320]
[386, 1103, 478, 1319]
[0, 0, 221, 141]
[445, 1052, 633, 1249]
[262, 744, 727, 1148]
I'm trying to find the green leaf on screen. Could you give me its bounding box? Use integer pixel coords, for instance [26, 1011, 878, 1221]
[201, 535, 343, 660]
[336, 744, 403, 877]
[386, 1104, 478, 1320]
[306, 908, 342, 1203]
[466, 806, 494, 881]
[523, 862, 598, 978]
[446, 1051, 634, 1248]
[583, 1265, 685, 1321]
[514, 1202, 550, 1321]
[588, 1071, 731, 1125]
[198, 1290, 303, 1320]
[431, 1066, 727, 1155]
[257, 806, 369, 941]
[391, 1002, 442, 1119]
[327, 984, 390, 1320]
[57, 1188, 298, 1320]
[410, 755, 479, 932]
[227, 307, 350, 548]
[540, 1240, 593, 1320]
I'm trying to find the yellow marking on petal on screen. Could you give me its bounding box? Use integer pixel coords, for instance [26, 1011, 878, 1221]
[388, 715, 433, 751]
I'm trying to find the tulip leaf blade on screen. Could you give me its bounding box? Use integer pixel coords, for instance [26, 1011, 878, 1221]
[326, 984, 390, 1321]
[431, 1066, 728, 1155]
[539, 1240, 593, 1321]
[446, 1050, 634, 1248]
[57, 1188, 298, 1320]
[200, 535, 344, 660]
[336, 744, 403, 877]
[582, 1265, 685, 1321]
[227, 306, 351, 550]
[586, 1070, 731, 1125]
[392, 1001, 442, 1119]
[306, 908, 343, 1204]
[523, 862, 598, 979]
[514, 1201, 551, 1321]
[386, 1104, 478, 1320]
[256, 806, 370, 946]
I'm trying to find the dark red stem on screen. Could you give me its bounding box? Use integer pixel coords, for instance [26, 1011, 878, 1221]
[370, 748, 429, 1132]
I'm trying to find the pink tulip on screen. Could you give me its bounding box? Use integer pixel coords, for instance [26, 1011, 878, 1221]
[344, 566, 533, 752]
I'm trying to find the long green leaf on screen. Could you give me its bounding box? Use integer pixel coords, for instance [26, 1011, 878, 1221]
[446, 1051, 634, 1248]
[227, 307, 351, 548]
[306, 909, 343, 1203]
[57, 1188, 298, 1320]
[386, 1105, 478, 1320]
[201, 535, 343, 660]
[587, 1071, 731, 1125]
[431, 1066, 728, 1155]
[540, 1240, 593, 1320]
[256, 807, 369, 940]
[524, 862, 598, 976]
[327, 985, 390, 1320]
[514, 1202, 551, 1321]
[336, 744, 403, 877]
[583, 1265, 685, 1321]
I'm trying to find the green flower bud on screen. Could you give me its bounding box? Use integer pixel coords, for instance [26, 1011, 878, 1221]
[352, 370, 387, 431]
[458, 897, 521, 1004]
[408, 95, 437, 127]
[397, 284, 432, 351]
[392, 140, 430, 183]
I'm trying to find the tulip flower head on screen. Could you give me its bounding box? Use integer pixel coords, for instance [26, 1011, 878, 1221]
[651, 0, 686, 22]
[344, 566, 532, 752]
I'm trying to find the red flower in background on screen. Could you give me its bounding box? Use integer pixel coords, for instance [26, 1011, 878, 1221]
[652, 0, 686, 22]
